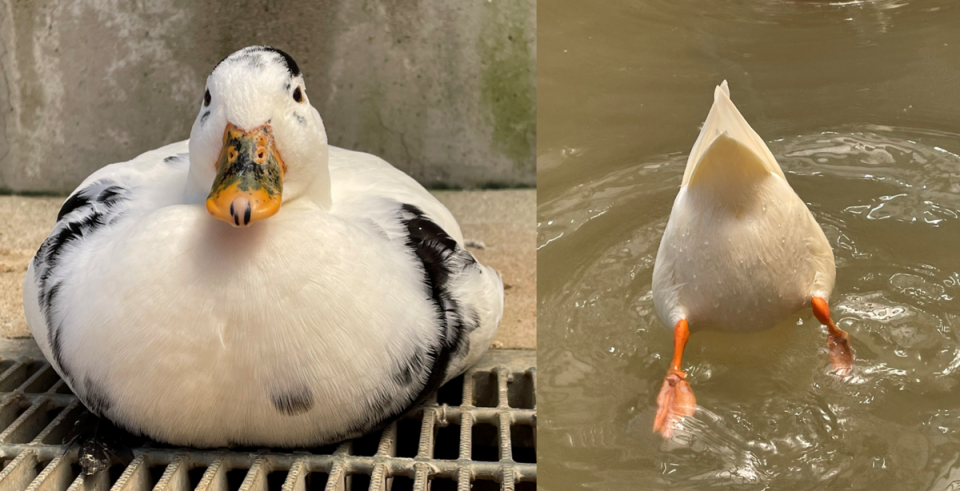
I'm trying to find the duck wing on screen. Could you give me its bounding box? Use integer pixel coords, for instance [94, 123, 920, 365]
[328, 146, 503, 389]
[24, 141, 191, 394]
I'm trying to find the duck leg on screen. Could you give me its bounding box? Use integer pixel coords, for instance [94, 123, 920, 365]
[653, 319, 696, 438]
[812, 297, 854, 376]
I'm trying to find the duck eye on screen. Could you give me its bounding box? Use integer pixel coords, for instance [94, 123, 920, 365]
[293, 87, 304, 103]
[203, 89, 211, 107]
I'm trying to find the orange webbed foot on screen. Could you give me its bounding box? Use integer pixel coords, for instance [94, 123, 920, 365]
[827, 330, 854, 376]
[813, 296, 854, 377]
[653, 371, 696, 439]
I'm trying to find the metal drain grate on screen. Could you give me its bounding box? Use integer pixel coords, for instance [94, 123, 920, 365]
[0, 341, 535, 491]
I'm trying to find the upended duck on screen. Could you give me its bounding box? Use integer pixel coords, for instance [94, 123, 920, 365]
[650, 81, 854, 438]
[23, 46, 503, 447]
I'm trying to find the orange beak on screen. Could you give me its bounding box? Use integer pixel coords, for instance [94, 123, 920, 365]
[205, 123, 286, 227]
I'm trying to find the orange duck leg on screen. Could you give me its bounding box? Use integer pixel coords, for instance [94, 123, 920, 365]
[812, 296, 854, 376]
[653, 319, 696, 438]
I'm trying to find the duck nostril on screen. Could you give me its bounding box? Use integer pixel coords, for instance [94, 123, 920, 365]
[228, 197, 253, 227]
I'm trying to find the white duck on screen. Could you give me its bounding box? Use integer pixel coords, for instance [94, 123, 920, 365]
[22, 46, 503, 447]
[650, 81, 853, 438]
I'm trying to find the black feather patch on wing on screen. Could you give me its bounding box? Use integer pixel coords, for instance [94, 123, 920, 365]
[56, 193, 91, 222]
[271, 386, 315, 416]
[163, 153, 187, 164]
[398, 204, 477, 405]
[97, 186, 125, 207]
[83, 377, 114, 416]
[34, 180, 130, 385]
[322, 204, 481, 443]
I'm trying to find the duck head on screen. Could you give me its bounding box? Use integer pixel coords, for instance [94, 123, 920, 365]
[186, 46, 331, 227]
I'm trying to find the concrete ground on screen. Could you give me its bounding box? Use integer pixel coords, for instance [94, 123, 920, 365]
[0, 190, 535, 349]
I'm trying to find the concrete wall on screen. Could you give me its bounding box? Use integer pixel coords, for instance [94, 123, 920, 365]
[0, 0, 536, 194]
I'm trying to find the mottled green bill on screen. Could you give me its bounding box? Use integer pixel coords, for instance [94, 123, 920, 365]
[206, 123, 285, 227]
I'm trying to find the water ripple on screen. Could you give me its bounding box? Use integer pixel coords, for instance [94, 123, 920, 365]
[540, 126, 960, 490]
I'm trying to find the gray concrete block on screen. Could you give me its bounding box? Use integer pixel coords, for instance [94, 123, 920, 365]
[0, 0, 536, 193]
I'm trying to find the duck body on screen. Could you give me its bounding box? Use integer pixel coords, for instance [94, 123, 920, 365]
[649, 81, 851, 439]
[23, 47, 502, 447]
[652, 134, 835, 333]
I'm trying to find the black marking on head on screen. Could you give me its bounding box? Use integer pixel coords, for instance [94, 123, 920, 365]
[260, 46, 301, 76]
[213, 46, 301, 77]
[82, 377, 113, 416]
[293, 112, 306, 125]
[244, 202, 251, 225]
[200, 111, 211, 125]
[271, 387, 314, 415]
[213, 51, 263, 74]
[213, 52, 233, 72]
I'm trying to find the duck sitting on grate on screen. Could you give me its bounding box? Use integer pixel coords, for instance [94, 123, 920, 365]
[22, 46, 504, 462]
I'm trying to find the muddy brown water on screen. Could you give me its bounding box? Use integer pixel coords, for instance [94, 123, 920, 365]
[537, 1, 960, 490]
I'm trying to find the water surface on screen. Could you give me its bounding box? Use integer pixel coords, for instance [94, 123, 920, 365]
[538, 1, 960, 489]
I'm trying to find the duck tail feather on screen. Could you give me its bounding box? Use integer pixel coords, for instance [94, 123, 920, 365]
[682, 81, 786, 187]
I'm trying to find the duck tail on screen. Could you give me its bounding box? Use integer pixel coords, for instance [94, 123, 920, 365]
[682, 81, 786, 188]
[445, 256, 503, 379]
